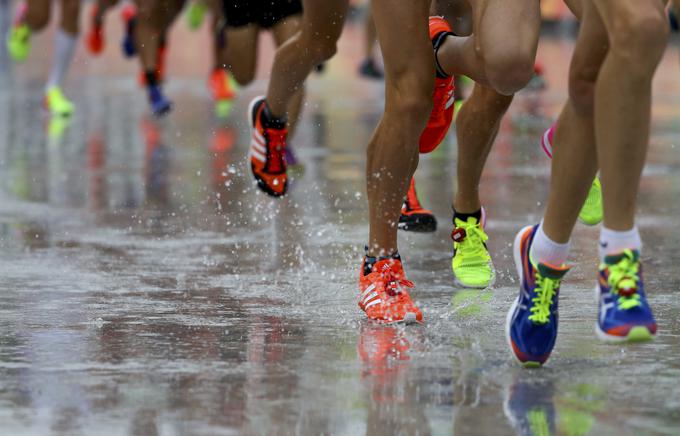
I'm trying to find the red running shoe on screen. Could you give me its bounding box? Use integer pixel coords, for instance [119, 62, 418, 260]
[359, 258, 423, 324]
[399, 178, 437, 232]
[248, 96, 288, 197]
[419, 16, 455, 154]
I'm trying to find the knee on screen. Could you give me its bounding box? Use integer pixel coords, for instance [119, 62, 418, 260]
[483, 47, 535, 95]
[608, 9, 668, 71]
[388, 70, 435, 130]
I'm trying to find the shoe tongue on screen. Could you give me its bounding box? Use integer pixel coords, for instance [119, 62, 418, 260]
[372, 258, 401, 275]
[604, 249, 639, 266]
[537, 263, 569, 280]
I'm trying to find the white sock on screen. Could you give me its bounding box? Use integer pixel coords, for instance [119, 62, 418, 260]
[529, 222, 571, 266]
[46, 29, 77, 91]
[599, 226, 641, 261]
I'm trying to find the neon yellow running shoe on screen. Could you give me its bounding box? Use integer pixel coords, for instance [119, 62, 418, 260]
[578, 177, 603, 226]
[45, 87, 75, 117]
[451, 215, 495, 288]
[7, 23, 31, 62]
[185, 2, 207, 30]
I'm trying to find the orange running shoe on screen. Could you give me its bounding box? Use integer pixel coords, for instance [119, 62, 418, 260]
[399, 178, 437, 232]
[419, 16, 455, 154]
[359, 258, 423, 324]
[208, 68, 236, 101]
[248, 96, 288, 197]
[86, 5, 104, 55]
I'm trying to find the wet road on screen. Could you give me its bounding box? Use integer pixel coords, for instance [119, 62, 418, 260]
[1, 17, 680, 436]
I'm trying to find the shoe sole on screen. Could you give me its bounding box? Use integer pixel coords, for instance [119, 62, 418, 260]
[398, 215, 437, 233]
[592, 285, 655, 343]
[505, 225, 543, 368]
[246, 96, 287, 198]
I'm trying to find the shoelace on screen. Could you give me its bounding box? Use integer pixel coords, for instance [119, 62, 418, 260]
[454, 222, 490, 264]
[429, 80, 453, 123]
[529, 275, 559, 324]
[379, 268, 414, 299]
[265, 130, 287, 174]
[607, 251, 642, 310]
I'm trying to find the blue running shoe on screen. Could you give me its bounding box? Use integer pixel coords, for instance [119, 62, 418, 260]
[596, 249, 656, 342]
[148, 86, 172, 117]
[506, 225, 570, 368]
[121, 4, 137, 58]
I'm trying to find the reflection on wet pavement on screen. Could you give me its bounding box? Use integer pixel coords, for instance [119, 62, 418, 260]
[1, 22, 680, 435]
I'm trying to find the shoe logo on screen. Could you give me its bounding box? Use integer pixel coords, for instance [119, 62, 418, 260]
[445, 90, 455, 110]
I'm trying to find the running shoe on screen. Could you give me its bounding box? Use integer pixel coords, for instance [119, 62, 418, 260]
[121, 4, 137, 58]
[45, 87, 75, 116]
[358, 58, 384, 79]
[399, 178, 437, 232]
[506, 225, 569, 367]
[209, 68, 236, 102]
[7, 3, 30, 62]
[540, 124, 603, 226]
[596, 249, 656, 342]
[451, 211, 494, 288]
[247, 96, 288, 197]
[86, 5, 105, 55]
[148, 85, 172, 116]
[419, 16, 455, 154]
[186, 1, 207, 30]
[359, 258, 423, 324]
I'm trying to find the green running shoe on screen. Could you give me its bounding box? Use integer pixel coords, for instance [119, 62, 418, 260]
[45, 87, 75, 117]
[7, 23, 31, 62]
[451, 214, 495, 288]
[578, 177, 603, 226]
[185, 2, 207, 30]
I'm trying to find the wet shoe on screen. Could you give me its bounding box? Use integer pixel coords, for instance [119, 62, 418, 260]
[358, 58, 384, 79]
[121, 4, 137, 57]
[540, 125, 603, 226]
[399, 178, 436, 232]
[185, 1, 207, 30]
[506, 225, 570, 367]
[596, 250, 656, 342]
[148, 85, 172, 117]
[209, 68, 236, 102]
[7, 3, 30, 62]
[247, 96, 288, 197]
[419, 16, 455, 154]
[86, 5, 105, 55]
[359, 258, 423, 324]
[451, 211, 494, 288]
[45, 87, 75, 116]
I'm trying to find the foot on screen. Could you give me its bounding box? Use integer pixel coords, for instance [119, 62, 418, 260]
[86, 6, 105, 55]
[248, 96, 288, 197]
[358, 58, 384, 79]
[7, 3, 30, 62]
[541, 125, 603, 226]
[148, 85, 173, 117]
[451, 210, 494, 288]
[419, 16, 455, 154]
[506, 225, 570, 367]
[596, 250, 656, 342]
[399, 178, 436, 232]
[45, 87, 75, 116]
[359, 258, 423, 324]
[121, 4, 137, 58]
[185, 2, 207, 30]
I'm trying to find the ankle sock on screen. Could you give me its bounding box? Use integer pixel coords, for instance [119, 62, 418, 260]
[529, 223, 571, 266]
[453, 208, 482, 225]
[363, 247, 401, 276]
[599, 226, 641, 261]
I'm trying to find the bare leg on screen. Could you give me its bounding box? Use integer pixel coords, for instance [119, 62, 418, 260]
[271, 15, 304, 137]
[367, 0, 433, 256]
[24, 0, 50, 31]
[363, 2, 377, 61]
[265, 0, 348, 119]
[223, 25, 259, 85]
